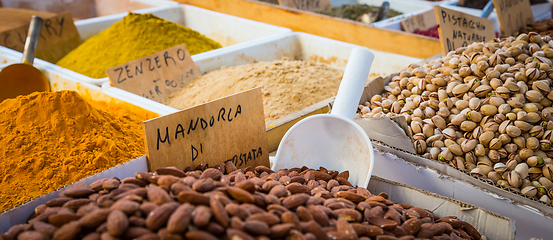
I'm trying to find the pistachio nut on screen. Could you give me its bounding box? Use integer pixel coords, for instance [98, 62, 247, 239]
[506, 112, 517, 121]
[429, 147, 441, 160]
[472, 126, 484, 139]
[543, 164, 553, 180]
[465, 151, 477, 164]
[489, 138, 502, 150]
[414, 140, 427, 155]
[540, 140, 552, 152]
[527, 137, 540, 150]
[474, 85, 492, 98]
[527, 112, 542, 123]
[471, 167, 485, 178]
[539, 176, 553, 189]
[438, 149, 453, 162]
[488, 150, 501, 162]
[540, 195, 551, 204]
[461, 139, 478, 153]
[497, 180, 511, 188]
[423, 124, 435, 138]
[506, 159, 518, 171]
[529, 167, 543, 181]
[507, 97, 524, 108]
[441, 128, 456, 140]
[526, 68, 539, 81]
[508, 170, 523, 188]
[515, 163, 530, 179]
[494, 162, 507, 174]
[521, 186, 538, 197]
[498, 134, 512, 145]
[480, 104, 498, 116]
[448, 144, 464, 156]
[514, 120, 533, 132]
[505, 143, 519, 153]
[488, 171, 502, 182]
[460, 121, 477, 132]
[526, 90, 544, 102]
[542, 109, 552, 121]
[519, 148, 534, 161]
[450, 157, 465, 170]
[483, 122, 499, 132]
[479, 131, 495, 147]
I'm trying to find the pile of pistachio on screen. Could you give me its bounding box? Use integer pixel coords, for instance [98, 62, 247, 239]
[357, 32, 553, 204]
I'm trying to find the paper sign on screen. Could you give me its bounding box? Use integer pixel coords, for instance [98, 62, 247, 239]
[106, 44, 201, 103]
[278, 0, 332, 12]
[493, 0, 534, 36]
[434, 6, 496, 56]
[401, 9, 436, 33]
[143, 88, 269, 171]
[0, 12, 80, 63]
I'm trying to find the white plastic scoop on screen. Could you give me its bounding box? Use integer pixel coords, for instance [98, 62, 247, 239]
[272, 47, 375, 187]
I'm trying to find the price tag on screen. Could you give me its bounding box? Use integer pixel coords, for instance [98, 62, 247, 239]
[106, 44, 201, 103]
[278, 0, 332, 12]
[400, 9, 436, 33]
[0, 12, 80, 63]
[434, 6, 496, 56]
[143, 88, 269, 171]
[492, 0, 534, 36]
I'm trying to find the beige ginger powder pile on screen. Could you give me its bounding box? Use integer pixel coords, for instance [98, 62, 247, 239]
[163, 59, 344, 122]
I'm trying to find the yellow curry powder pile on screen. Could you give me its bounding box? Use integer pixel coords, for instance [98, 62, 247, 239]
[0, 91, 146, 212]
[56, 12, 222, 78]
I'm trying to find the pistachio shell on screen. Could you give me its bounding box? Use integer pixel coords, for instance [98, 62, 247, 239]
[494, 163, 507, 173]
[438, 149, 453, 162]
[506, 125, 522, 137]
[527, 137, 540, 150]
[489, 138, 502, 150]
[480, 105, 498, 116]
[543, 164, 553, 180]
[521, 186, 538, 197]
[515, 163, 530, 179]
[526, 90, 544, 102]
[508, 171, 523, 188]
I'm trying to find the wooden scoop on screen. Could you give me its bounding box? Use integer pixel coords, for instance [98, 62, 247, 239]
[0, 16, 49, 103]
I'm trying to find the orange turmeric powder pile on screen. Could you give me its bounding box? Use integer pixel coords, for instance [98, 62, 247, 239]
[0, 91, 146, 212]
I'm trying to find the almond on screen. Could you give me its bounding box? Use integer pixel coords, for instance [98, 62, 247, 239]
[336, 171, 350, 180]
[243, 220, 271, 235]
[177, 191, 210, 205]
[224, 161, 238, 174]
[185, 230, 218, 240]
[286, 183, 310, 194]
[307, 220, 329, 240]
[48, 212, 80, 227]
[156, 175, 180, 189]
[129, 216, 146, 227]
[102, 178, 120, 190]
[167, 203, 194, 233]
[63, 187, 95, 198]
[270, 223, 295, 238]
[416, 223, 435, 238]
[235, 180, 257, 193]
[123, 227, 153, 239]
[89, 179, 107, 191]
[140, 202, 157, 216]
[334, 208, 362, 222]
[62, 199, 92, 210]
[309, 171, 332, 181]
[308, 205, 330, 227]
[17, 231, 48, 240]
[135, 233, 160, 240]
[156, 167, 186, 177]
[121, 177, 148, 187]
[110, 200, 139, 215]
[296, 206, 313, 221]
[32, 222, 57, 238]
[170, 182, 192, 195]
[246, 212, 280, 226]
[76, 203, 100, 216]
[192, 178, 216, 192]
[107, 210, 128, 237]
[227, 186, 255, 203]
[384, 207, 402, 225]
[282, 193, 310, 209]
[351, 223, 383, 238]
[146, 185, 173, 205]
[401, 218, 421, 235]
[78, 209, 111, 228]
[210, 196, 230, 227]
[280, 211, 301, 230]
[226, 228, 255, 240]
[53, 221, 81, 240]
[201, 168, 223, 180]
[145, 202, 179, 231]
[193, 205, 212, 227]
[268, 185, 288, 198]
[82, 232, 100, 240]
[45, 198, 72, 207]
[336, 191, 366, 203]
[225, 203, 250, 220]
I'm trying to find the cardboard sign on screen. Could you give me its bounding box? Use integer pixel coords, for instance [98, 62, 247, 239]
[400, 9, 436, 33]
[143, 88, 269, 171]
[434, 6, 496, 56]
[106, 44, 201, 103]
[0, 12, 79, 63]
[278, 0, 332, 12]
[493, 0, 534, 36]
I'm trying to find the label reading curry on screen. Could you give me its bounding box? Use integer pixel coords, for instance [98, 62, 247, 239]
[0, 12, 80, 63]
[143, 88, 269, 171]
[106, 44, 201, 103]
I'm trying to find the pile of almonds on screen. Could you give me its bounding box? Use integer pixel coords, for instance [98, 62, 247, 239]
[1, 162, 482, 240]
[357, 32, 553, 204]
[519, 19, 553, 39]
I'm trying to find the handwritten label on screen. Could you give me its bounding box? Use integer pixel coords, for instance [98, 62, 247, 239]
[0, 12, 80, 63]
[106, 44, 201, 103]
[493, 0, 534, 36]
[434, 6, 496, 56]
[401, 9, 436, 33]
[278, 0, 332, 12]
[143, 88, 269, 171]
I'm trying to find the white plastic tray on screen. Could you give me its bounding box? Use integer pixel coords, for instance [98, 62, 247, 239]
[102, 32, 421, 117]
[27, 4, 291, 85]
[0, 0, 177, 19]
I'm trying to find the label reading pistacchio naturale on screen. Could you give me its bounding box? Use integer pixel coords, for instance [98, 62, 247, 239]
[434, 6, 496, 56]
[142, 88, 269, 171]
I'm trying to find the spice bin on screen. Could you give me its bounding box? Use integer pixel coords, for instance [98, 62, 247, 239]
[101, 32, 421, 152]
[0, 156, 147, 233]
[0, 0, 178, 19]
[13, 4, 291, 85]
